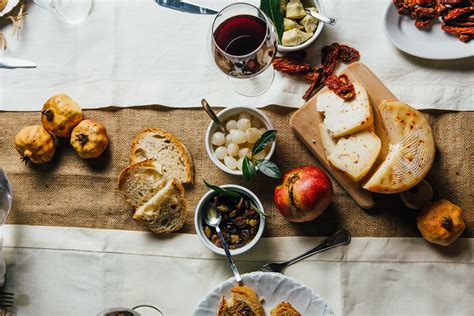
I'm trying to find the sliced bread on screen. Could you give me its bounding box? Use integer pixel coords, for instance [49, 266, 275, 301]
[118, 159, 167, 209]
[270, 302, 301, 316]
[130, 128, 194, 184]
[133, 179, 186, 234]
[320, 123, 381, 182]
[316, 82, 373, 138]
[217, 285, 265, 316]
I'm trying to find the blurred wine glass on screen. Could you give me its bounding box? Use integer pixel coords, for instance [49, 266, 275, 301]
[210, 3, 278, 97]
[34, 0, 94, 25]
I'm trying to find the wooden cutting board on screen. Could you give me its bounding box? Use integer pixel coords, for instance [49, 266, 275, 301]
[290, 62, 397, 210]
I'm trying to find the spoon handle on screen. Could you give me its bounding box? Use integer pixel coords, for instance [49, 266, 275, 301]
[307, 9, 336, 26]
[215, 225, 242, 284]
[201, 99, 226, 133]
[285, 229, 350, 267]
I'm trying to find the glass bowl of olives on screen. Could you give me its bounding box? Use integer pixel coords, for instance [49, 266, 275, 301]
[195, 184, 265, 256]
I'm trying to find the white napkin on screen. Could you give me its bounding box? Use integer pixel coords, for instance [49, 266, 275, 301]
[0, 253, 5, 287]
[0, 0, 472, 111]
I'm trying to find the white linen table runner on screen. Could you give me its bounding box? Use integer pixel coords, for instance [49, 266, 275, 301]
[0, 0, 473, 111]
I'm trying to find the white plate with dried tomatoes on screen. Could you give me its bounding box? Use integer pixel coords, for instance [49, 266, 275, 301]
[384, 3, 474, 60]
[192, 271, 333, 315]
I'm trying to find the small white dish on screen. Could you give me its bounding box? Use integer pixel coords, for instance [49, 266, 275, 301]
[278, 0, 325, 53]
[384, 3, 474, 60]
[205, 106, 276, 176]
[192, 271, 334, 315]
[194, 184, 265, 256]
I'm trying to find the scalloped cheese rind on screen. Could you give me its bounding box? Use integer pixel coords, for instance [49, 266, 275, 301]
[320, 124, 381, 182]
[316, 82, 373, 138]
[363, 101, 435, 193]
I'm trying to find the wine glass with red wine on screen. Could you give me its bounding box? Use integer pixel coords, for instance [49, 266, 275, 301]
[211, 3, 278, 97]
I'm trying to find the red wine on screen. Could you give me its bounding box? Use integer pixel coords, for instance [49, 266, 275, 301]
[214, 14, 267, 56]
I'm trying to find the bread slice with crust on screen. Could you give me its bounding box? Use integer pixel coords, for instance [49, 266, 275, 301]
[217, 285, 265, 316]
[118, 159, 167, 209]
[130, 128, 194, 184]
[133, 179, 186, 234]
[270, 302, 301, 316]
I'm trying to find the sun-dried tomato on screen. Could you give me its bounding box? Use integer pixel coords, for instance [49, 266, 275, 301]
[272, 57, 312, 75]
[324, 74, 355, 100]
[338, 45, 360, 64]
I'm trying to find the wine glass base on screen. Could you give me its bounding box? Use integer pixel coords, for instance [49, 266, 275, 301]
[228, 67, 275, 97]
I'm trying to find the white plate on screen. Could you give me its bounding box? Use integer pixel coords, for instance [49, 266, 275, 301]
[383, 3, 474, 60]
[192, 272, 333, 315]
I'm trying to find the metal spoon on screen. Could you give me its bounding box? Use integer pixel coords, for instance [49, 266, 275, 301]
[0, 168, 13, 252]
[201, 99, 226, 133]
[204, 203, 242, 284]
[259, 229, 350, 273]
[306, 8, 336, 26]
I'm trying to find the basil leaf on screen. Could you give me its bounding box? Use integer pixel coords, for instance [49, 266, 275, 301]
[260, 0, 284, 43]
[250, 201, 270, 218]
[252, 130, 277, 156]
[255, 159, 281, 179]
[242, 156, 256, 181]
[203, 179, 241, 199]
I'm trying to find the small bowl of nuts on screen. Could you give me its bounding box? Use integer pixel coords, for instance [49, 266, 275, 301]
[205, 106, 276, 175]
[195, 184, 265, 256]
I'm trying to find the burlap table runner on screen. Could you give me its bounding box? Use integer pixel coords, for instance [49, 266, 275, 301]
[0, 106, 472, 237]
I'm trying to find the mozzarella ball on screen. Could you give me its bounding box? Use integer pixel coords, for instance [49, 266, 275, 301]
[253, 149, 267, 160]
[239, 112, 251, 120]
[225, 134, 232, 146]
[224, 156, 238, 170]
[214, 146, 228, 160]
[259, 127, 267, 134]
[239, 147, 252, 159]
[227, 143, 239, 157]
[237, 118, 251, 131]
[225, 119, 237, 131]
[251, 117, 263, 129]
[211, 132, 226, 146]
[245, 128, 261, 144]
[229, 129, 246, 144]
[237, 158, 244, 170]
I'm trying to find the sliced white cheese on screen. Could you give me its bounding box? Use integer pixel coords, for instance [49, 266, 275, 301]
[320, 124, 381, 182]
[363, 101, 435, 193]
[286, 0, 306, 19]
[316, 82, 373, 138]
[282, 28, 313, 46]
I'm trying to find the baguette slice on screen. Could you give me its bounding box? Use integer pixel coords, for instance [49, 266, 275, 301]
[316, 82, 373, 138]
[270, 302, 302, 316]
[217, 285, 265, 316]
[118, 159, 167, 209]
[133, 179, 186, 234]
[320, 123, 381, 182]
[130, 128, 194, 184]
[363, 101, 435, 193]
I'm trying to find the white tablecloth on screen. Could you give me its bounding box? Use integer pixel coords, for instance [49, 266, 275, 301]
[3, 225, 473, 315]
[0, 0, 473, 111]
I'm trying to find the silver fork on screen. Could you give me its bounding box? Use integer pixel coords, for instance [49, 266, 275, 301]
[0, 291, 14, 310]
[259, 229, 351, 273]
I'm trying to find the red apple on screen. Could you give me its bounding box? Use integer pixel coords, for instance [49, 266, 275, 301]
[274, 165, 333, 222]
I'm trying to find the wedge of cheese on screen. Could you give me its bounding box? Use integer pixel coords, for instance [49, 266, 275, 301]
[320, 123, 381, 182]
[363, 101, 435, 193]
[316, 82, 373, 138]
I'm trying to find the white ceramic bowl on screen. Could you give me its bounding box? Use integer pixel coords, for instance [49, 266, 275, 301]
[194, 184, 265, 256]
[205, 106, 276, 176]
[278, 0, 325, 53]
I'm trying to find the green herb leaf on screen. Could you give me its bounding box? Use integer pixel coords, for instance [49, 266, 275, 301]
[260, 0, 284, 43]
[242, 156, 257, 181]
[252, 130, 277, 156]
[255, 159, 281, 179]
[250, 201, 270, 217]
[203, 179, 241, 199]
